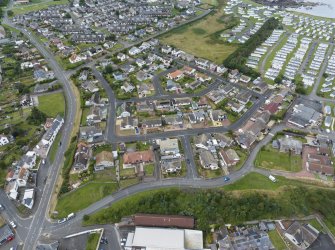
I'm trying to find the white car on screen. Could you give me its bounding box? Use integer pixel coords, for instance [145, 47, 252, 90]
[9, 221, 17, 228]
[58, 218, 67, 224]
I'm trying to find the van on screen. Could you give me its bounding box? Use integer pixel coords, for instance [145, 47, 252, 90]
[67, 213, 75, 220]
[269, 175, 276, 183]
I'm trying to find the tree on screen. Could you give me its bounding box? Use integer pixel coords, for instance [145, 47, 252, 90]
[27, 107, 47, 125]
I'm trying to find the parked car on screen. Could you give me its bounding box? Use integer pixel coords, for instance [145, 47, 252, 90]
[57, 218, 67, 224]
[67, 213, 75, 220]
[0, 204, 4, 210]
[224, 176, 230, 182]
[9, 221, 17, 228]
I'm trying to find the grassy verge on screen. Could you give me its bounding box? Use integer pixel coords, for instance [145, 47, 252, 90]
[55, 182, 118, 218]
[49, 132, 62, 163]
[38, 92, 65, 117]
[268, 230, 287, 250]
[86, 232, 101, 250]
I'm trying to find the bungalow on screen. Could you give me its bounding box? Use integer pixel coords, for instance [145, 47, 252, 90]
[123, 150, 154, 168]
[166, 80, 181, 92]
[199, 150, 219, 170]
[240, 75, 251, 84]
[129, 46, 141, 56]
[120, 116, 138, 130]
[210, 110, 227, 126]
[188, 110, 206, 124]
[141, 118, 162, 128]
[219, 149, 240, 167]
[195, 58, 210, 69]
[95, 151, 114, 171]
[69, 53, 87, 64]
[159, 138, 180, 156]
[136, 71, 148, 82]
[167, 70, 184, 81]
[79, 126, 103, 143]
[136, 101, 155, 112]
[163, 114, 183, 126]
[22, 188, 34, 209]
[195, 72, 211, 82]
[182, 66, 196, 75]
[87, 106, 103, 125]
[117, 53, 127, 61]
[161, 45, 172, 54]
[121, 82, 135, 93]
[81, 81, 99, 93]
[113, 72, 125, 81]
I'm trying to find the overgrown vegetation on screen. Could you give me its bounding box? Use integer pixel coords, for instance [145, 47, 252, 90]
[224, 17, 280, 78]
[83, 184, 335, 238]
[27, 107, 47, 125]
[59, 136, 77, 195]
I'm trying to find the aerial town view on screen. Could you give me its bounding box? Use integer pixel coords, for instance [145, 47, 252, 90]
[2, 0, 335, 249]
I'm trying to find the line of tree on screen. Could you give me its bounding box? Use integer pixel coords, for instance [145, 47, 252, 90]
[223, 17, 280, 78]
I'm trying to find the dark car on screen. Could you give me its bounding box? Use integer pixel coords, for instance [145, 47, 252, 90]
[224, 176, 230, 182]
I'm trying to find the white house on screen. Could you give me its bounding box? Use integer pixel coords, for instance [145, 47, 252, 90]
[0, 134, 9, 146]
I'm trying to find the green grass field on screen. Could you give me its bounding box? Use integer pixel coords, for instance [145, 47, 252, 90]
[55, 182, 118, 218]
[160, 7, 238, 64]
[255, 145, 302, 172]
[86, 232, 100, 250]
[38, 92, 65, 118]
[12, 0, 69, 15]
[268, 230, 287, 250]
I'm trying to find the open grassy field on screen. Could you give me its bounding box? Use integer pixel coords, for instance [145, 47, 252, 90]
[38, 92, 65, 117]
[254, 145, 302, 172]
[12, 0, 69, 15]
[160, 5, 238, 64]
[268, 230, 287, 250]
[55, 182, 118, 218]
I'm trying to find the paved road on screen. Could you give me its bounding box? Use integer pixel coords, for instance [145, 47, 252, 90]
[2, 12, 78, 250]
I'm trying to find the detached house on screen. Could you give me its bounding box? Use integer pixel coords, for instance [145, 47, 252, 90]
[199, 150, 219, 170]
[95, 151, 114, 171]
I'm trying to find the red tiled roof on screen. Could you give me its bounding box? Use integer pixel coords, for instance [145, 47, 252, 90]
[133, 214, 194, 229]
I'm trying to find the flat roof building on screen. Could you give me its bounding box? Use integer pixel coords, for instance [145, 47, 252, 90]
[125, 227, 204, 250]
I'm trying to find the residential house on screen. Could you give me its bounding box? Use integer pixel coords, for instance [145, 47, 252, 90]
[123, 150, 154, 168]
[219, 149, 240, 167]
[121, 82, 135, 93]
[159, 138, 180, 156]
[95, 151, 114, 171]
[167, 70, 184, 81]
[210, 110, 227, 126]
[22, 189, 34, 209]
[163, 114, 183, 126]
[79, 126, 103, 143]
[73, 143, 89, 171]
[199, 150, 219, 170]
